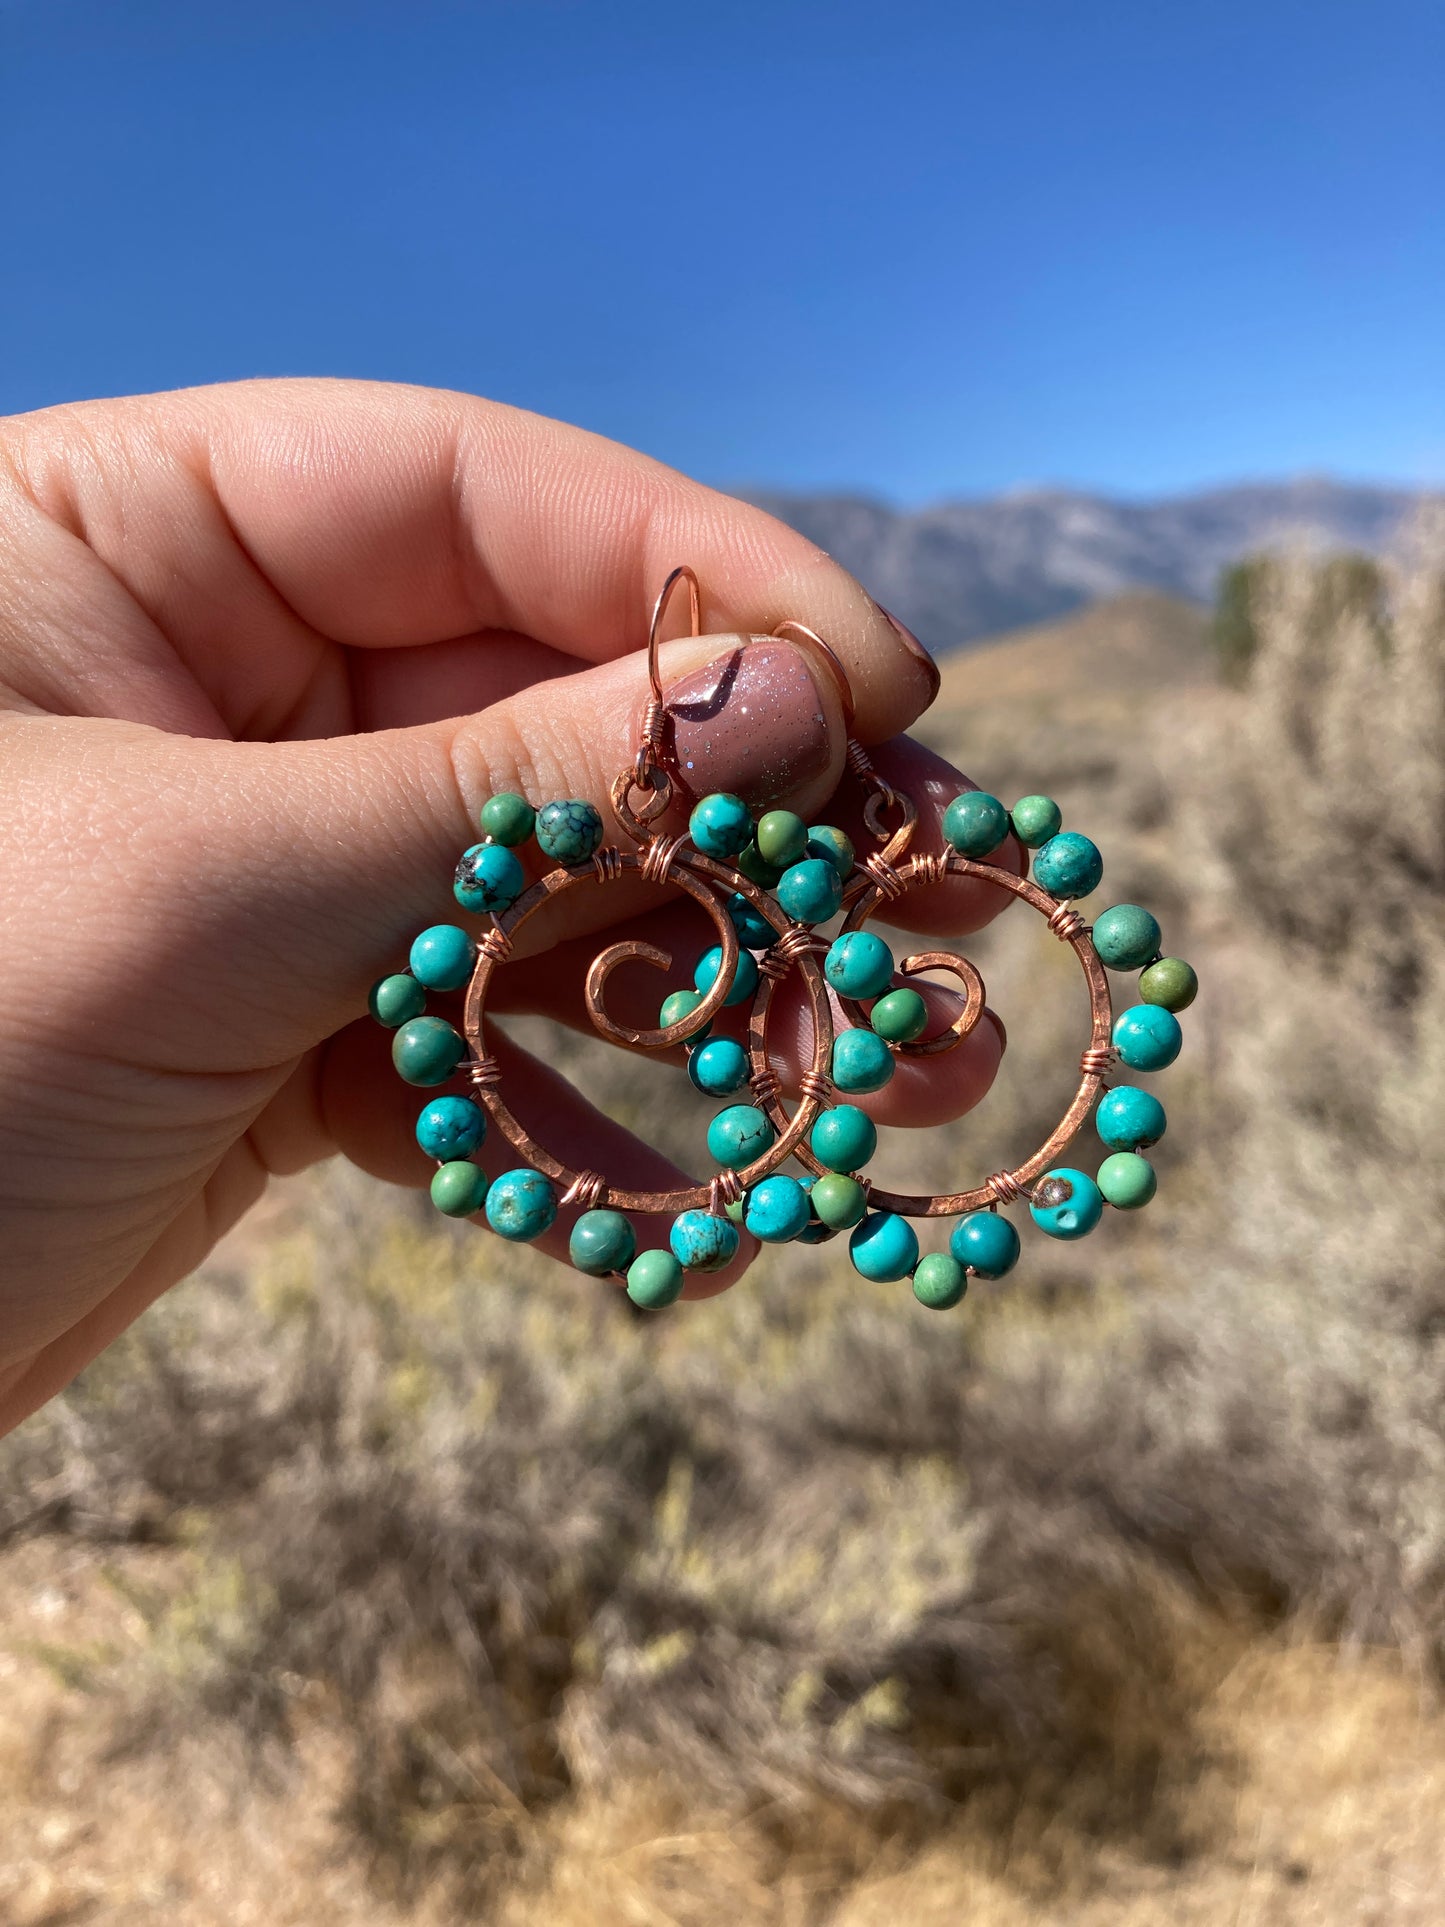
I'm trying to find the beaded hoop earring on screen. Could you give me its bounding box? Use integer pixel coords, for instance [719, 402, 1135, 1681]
[369, 568, 1195, 1311]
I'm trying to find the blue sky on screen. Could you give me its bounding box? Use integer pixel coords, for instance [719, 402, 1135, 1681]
[2, 0, 1441, 500]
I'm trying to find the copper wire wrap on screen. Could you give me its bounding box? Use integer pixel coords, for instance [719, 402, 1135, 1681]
[590, 845, 625, 884]
[863, 852, 907, 900]
[468, 1056, 504, 1089]
[638, 833, 688, 885]
[478, 925, 514, 965]
[1080, 1045, 1116, 1077]
[561, 1171, 608, 1211]
[758, 925, 821, 980]
[1047, 902, 1090, 943]
[986, 1170, 1029, 1207]
[709, 1172, 746, 1215]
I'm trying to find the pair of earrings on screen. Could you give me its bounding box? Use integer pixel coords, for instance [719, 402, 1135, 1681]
[369, 568, 1196, 1310]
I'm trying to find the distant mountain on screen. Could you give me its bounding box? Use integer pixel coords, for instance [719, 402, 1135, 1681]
[744, 479, 1429, 653]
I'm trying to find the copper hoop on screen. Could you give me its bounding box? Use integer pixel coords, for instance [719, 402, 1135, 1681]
[647, 566, 702, 701]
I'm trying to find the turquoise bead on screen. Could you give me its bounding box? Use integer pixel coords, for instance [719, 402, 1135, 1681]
[1010, 794, 1063, 848]
[737, 842, 785, 888]
[942, 790, 1009, 858]
[669, 1210, 740, 1273]
[849, 1210, 919, 1282]
[369, 973, 426, 1028]
[1092, 904, 1162, 972]
[535, 799, 604, 864]
[415, 1094, 487, 1161]
[807, 825, 854, 878]
[825, 931, 895, 1001]
[1113, 1004, 1183, 1071]
[430, 1161, 489, 1218]
[744, 1173, 812, 1243]
[408, 923, 477, 992]
[810, 1104, 878, 1173]
[949, 1211, 1021, 1279]
[1140, 956, 1198, 1012]
[568, 1208, 637, 1276]
[392, 1016, 466, 1087]
[777, 858, 843, 924]
[726, 893, 775, 950]
[688, 1037, 750, 1097]
[1096, 1085, 1166, 1152]
[755, 809, 808, 868]
[454, 842, 525, 915]
[660, 989, 711, 1039]
[810, 1173, 868, 1230]
[706, 1104, 776, 1170]
[689, 792, 752, 858]
[1029, 1168, 1104, 1240]
[913, 1252, 968, 1309]
[1097, 1152, 1157, 1209]
[1033, 832, 1103, 900]
[831, 1027, 895, 1094]
[484, 1168, 557, 1242]
[871, 987, 928, 1043]
[626, 1248, 685, 1308]
[694, 944, 760, 1008]
[478, 792, 535, 846]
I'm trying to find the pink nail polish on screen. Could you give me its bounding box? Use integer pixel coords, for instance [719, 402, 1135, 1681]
[877, 603, 941, 703]
[662, 642, 833, 808]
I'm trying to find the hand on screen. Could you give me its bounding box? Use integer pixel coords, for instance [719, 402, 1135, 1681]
[0, 379, 1016, 1432]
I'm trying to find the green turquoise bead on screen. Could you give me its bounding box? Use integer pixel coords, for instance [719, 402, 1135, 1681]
[724, 1196, 747, 1224]
[949, 1211, 1020, 1279]
[484, 1168, 557, 1241]
[1140, 956, 1198, 1012]
[1113, 1004, 1183, 1071]
[706, 1104, 775, 1170]
[776, 858, 843, 924]
[478, 792, 535, 846]
[687, 1037, 750, 1096]
[825, 931, 895, 1001]
[736, 842, 785, 888]
[689, 792, 753, 858]
[806, 825, 854, 878]
[669, 1210, 740, 1273]
[871, 987, 928, 1043]
[942, 790, 1009, 858]
[1029, 1168, 1104, 1240]
[408, 923, 477, 992]
[754, 809, 808, 868]
[626, 1248, 685, 1308]
[454, 842, 525, 914]
[1010, 794, 1063, 848]
[913, 1253, 969, 1309]
[849, 1210, 919, 1282]
[831, 1027, 895, 1094]
[535, 799, 604, 864]
[392, 1015, 467, 1087]
[694, 944, 760, 1007]
[744, 1174, 812, 1243]
[430, 1160, 489, 1218]
[369, 973, 426, 1028]
[660, 989, 711, 1040]
[569, 1208, 637, 1276]
[1096, 1085, 1166, 1152]
[1097, 1152, 1157, 1209]
[726, 893, 775, 949]
[810, 1104, 878, 1173]
[415, 1094, 487, 1161]
[1091, 904, 1162, 972]
[1033, 832, 1103, 900]
[810, 1173, 868, 1230]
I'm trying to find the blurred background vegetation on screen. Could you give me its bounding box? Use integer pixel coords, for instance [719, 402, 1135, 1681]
[3, 533, 1443, 1922]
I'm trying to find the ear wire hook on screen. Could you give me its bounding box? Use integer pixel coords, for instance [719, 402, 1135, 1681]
[647, 565, 702, 702]
[769, 618, 857, 731]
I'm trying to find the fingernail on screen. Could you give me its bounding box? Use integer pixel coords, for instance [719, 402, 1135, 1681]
[663, 641, 833, 808]
[983, 1006, 1007, 1054]
[877, 603, 941, 703]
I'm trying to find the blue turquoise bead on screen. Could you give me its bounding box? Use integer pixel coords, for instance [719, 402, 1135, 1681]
[949, 1211, 1021, 1279]
[777, 858, 843, 925]
[706, 1104, 776, 1170]
[849, 1211, 919, 1282]
[1033, 832, 1103, 900]
[831, 1027, 895, 1094]
[806, 825, 854, 878]
[484, 1168, 557, 1242]
[942, 790, 1009, 858]
[1113, 1004, 1183, 1072]
[568, 1208, 637, 1276]
[660, 989, 711, 1039]
[415, 1094, 487, 1161]
[454, 842, 525, 915]
[1010, 794, 1063, 848]
[1096, 1085, 1167, 1151]
[913, 1253, 969, 1309]
[694, 944, 760, 1008]
[669, 1210, 740, 1273]
[478, 792, 535, 846]
[825, 931, 895, 1001]
[369, 973, 426, 1028]
[810, 1104, 878, 1173]
[535, 799, 604, 864]
[1091, 904, 1162, 972]
[1029, 1168, 1104, 1240]
[1097, 1152, 1157, 1209]
[744, 1174, 812, 1243]
[687, 1037, 750, 1097]
[408, 923, 477, 992]
[626, 1249, 685, 1308]
[726, 893, 776, 950]
[689, 792, 753, 858]
[392, 1016, 466, 1087]
[430, 1161, 489, 1218]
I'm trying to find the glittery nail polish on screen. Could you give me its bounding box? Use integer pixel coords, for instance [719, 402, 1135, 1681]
[662, 641, 833, 808]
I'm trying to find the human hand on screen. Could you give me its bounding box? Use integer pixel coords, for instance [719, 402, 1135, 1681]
[0, 379, 1017, 1431]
